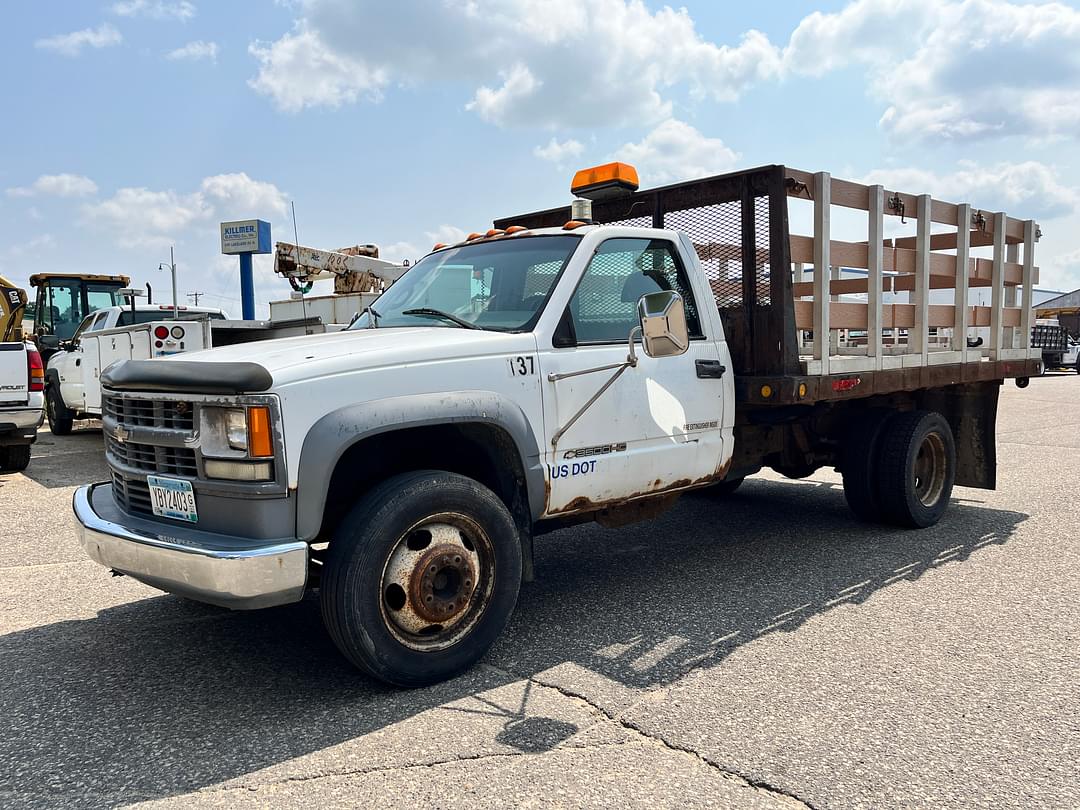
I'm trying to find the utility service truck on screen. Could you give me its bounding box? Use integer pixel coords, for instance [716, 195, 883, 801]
[74, 162, 1042, 686]
[270, 241, 407, 328]
[45, 304, 229, 434]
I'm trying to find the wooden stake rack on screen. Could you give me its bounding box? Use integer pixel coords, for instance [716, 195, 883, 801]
[784, 168, 1039, 376]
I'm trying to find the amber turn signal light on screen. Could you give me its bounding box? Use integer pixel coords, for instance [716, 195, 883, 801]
[247, 406, 273, 458]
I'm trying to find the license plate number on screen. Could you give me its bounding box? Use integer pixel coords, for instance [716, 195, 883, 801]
[147, 476, 198, 523]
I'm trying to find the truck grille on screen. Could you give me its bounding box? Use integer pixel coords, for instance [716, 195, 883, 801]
[102, 394, 195, 431]
[111, 472, 154, 517]
[105, 434, 198, 477]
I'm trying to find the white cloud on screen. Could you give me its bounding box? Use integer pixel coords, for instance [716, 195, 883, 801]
[615, 119, 739, 186]
[783, 0, 1080, 141]
[248, 0, 1080, 143]
[200, 173, 288, 218]
[111, 1, 196, 21]
[861, 161, 1078, 222]
[35, 24, 122, 57]
[533, 137, 584, 166]
[248, 27, 386, 113]
[7, 174, 98, 198]
[248, 0, 781, 126]
[82, 188, 210, 248]
[166, 40, 218, 62]
[81, 174, 287, 249]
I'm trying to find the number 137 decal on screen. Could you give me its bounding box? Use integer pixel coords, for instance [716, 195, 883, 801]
[508, 355, 536, 376]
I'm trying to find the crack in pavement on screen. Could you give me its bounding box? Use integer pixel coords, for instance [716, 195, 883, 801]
[483, 664, 816, 810]
[173, 742, 643, 799]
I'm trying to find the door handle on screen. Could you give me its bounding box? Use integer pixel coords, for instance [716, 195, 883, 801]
[695, 359, 725, 379]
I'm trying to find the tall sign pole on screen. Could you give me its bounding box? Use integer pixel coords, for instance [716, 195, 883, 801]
[220, 219, 271, 320]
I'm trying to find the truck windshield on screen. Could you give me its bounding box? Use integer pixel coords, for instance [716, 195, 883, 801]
[348, 235, 580, 332]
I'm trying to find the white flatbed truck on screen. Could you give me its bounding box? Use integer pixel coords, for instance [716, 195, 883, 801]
[72, 162, 1042, 686]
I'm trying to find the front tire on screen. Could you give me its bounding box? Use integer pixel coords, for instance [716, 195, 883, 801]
[877, 410, 956, 528]
[0, 444, 31, 472]
[46, 385, 73, 436]
[320, 470, 522, 687]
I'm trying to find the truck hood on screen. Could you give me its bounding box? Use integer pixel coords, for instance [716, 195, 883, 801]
[167, 327, 529, 385]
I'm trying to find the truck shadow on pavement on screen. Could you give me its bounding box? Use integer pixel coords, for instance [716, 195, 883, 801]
[0, 478, 1026, 806]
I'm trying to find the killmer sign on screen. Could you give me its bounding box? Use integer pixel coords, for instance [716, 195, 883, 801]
[220, 220, 272, 255]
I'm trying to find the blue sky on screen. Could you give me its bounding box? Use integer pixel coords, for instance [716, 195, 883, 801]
[4, 0, 1080, 315]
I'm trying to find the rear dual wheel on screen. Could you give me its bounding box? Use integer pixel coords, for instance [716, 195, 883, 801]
[842, 410, 956, 528]
[320, 470, 522, 687]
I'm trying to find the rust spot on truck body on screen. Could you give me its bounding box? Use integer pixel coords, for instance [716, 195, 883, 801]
[543, 459, 732, 522]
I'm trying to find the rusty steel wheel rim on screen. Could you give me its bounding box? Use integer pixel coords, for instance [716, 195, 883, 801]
[913, 432, 948, 507]
[378, 513, 495, 652]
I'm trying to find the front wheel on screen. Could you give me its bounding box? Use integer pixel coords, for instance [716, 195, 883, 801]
[876, 411, 956, 528]
[46, 385, 73, 436]
[320, 470, 522, 687]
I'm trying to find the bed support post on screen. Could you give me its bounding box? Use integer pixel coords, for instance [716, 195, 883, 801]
[813, 172, 830, 375]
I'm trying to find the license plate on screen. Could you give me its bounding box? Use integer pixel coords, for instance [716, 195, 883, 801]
[147, 475, 198, 523]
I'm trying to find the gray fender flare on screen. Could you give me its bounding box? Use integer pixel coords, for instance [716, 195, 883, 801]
[294, 391, 546, 540]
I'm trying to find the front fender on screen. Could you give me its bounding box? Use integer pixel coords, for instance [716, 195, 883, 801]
[294, 390, 545, 540]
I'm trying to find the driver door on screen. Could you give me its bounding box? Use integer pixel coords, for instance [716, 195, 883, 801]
[538, 237, 726, 515]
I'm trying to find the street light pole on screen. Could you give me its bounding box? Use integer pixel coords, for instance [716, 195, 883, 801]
[158, 247, 178, 319]
[170, 246, 178, 319]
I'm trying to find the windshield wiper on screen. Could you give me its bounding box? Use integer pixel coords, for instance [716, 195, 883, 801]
[402, 307, 481, 330]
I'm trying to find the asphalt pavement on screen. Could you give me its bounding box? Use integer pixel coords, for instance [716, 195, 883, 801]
[1, 375, 1077, 809]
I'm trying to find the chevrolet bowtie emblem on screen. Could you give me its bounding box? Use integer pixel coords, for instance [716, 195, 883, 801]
[113, 425, 130, 444]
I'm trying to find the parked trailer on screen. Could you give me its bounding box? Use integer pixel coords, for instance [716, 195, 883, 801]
[74, 162, 1040, 686]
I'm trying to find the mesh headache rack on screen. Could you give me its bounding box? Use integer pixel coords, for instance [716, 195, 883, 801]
[494, 165, 1042, 403]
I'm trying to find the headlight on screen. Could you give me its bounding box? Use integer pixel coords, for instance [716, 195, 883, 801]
[199, 404, 276, 481]
[225, 409, 248, 451]
[201, 406, 273, 458]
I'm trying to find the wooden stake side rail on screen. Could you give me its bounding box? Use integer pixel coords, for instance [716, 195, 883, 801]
[786, 168, 1041, 376]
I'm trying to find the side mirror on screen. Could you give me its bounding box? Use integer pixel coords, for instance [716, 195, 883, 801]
[37, 334, 59, 352]
[636, 290, 689, 358]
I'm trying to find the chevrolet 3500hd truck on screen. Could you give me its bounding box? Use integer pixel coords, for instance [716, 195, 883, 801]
[73, 163, 1042, 686]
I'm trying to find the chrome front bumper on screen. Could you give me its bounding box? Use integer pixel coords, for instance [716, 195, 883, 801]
[73, 483, 308, 610]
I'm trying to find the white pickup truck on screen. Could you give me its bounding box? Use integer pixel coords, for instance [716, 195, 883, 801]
[73, 163, 1042, 686]
[45, 304, 227, 434]
[0, 341, 44, 472]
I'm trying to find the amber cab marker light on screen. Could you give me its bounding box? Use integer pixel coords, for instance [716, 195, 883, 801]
[485, 229, 504, 237]
[466, 232, 483, 241]
[505, 226, 527, 234]
[563, 220, 588, 230]
[248, 406, 273, 458]
[432, 243, 448, 251]
[570, 161, 640, 201]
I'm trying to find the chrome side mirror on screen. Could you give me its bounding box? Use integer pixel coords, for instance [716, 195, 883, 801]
[637, 290, 689, 358]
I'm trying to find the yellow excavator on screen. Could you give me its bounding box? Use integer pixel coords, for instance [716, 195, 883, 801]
[0, 274, 29, 342]
[1, 272, 131, 357]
